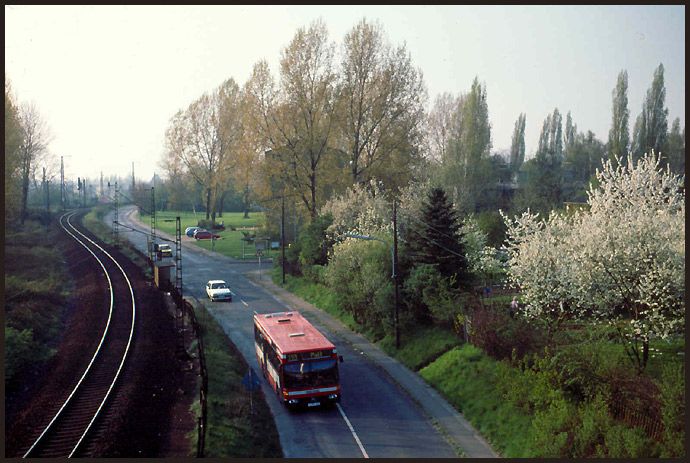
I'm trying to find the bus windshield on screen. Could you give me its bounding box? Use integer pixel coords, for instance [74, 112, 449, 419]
[283, 359, 338, 390]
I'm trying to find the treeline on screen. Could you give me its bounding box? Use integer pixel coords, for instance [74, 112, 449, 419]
[158, 17, 685, 233]
[5, 77, 115, 227]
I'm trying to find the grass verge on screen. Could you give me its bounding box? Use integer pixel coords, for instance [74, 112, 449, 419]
[419, 345, 533, 457]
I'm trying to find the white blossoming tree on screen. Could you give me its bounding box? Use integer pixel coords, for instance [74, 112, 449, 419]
[319, 178, 393, 239]
[502, 151, 684, 371]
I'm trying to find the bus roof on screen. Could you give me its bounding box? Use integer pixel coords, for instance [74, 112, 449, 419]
[254, 311, 335, 355]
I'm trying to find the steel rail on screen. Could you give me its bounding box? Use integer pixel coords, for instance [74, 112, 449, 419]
[23, 210, 136, 458]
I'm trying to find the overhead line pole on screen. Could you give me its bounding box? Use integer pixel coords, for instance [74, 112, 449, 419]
[393, 200, 399, 350]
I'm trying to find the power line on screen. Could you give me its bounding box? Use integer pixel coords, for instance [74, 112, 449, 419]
[404, 213, 467, 259]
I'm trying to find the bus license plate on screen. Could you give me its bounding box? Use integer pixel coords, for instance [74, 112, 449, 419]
[308, 402, 321, 407]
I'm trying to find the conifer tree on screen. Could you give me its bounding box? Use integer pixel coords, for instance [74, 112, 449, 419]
[406, 187, 469, 287]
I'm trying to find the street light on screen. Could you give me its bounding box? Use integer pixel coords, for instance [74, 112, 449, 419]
[344, 231, 400, 349]
[251, 200, 286, 284]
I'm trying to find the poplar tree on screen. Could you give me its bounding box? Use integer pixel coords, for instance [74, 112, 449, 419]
[607, 70, 630, 165]
[536, 107, 563, 166]
[516, 108, 563, 217]
[632, 64, 668, 161]
[509, 113, 526, 177]
[664, 117, 685, 175]
[563, 111, 577, 152]
[438, 77, 492, 213]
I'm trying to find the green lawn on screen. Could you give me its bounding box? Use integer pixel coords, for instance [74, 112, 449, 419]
[139, 211, 270, 259]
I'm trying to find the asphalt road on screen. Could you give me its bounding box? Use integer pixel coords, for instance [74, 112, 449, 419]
[111, 206, 459, 458]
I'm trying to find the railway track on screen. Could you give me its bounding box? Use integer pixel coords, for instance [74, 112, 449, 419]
[21, 210, 136, 458]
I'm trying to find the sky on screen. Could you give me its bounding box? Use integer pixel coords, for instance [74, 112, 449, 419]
[5, 5, 685, 182]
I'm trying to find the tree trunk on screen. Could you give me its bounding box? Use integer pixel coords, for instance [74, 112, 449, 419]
[218, 192, 225, 218]
[205, 188, 211, 220]
[642, 339, 649, 372]
[243, 186, 250, 218]
[20, 159, 30, 225]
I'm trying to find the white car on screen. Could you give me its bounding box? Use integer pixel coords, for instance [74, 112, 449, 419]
[206, 280, 232, 302]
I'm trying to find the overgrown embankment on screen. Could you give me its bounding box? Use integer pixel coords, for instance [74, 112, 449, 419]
[272, 268, 685, 458]
[5, 218, 72, 391]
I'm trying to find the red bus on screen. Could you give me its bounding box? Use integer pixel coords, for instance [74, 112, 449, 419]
[253, 311, 343, 409]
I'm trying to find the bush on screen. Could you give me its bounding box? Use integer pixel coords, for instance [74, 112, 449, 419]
[600, 423, 654, 458]
[573, 394, 612, 456]
[549, 335, 623, 402]
[302, 264, 325, 284]
[4, 220, 70, 389]
[528, 396, 578, 457]
[280, 242, 302, 277]
[197, 219, 224, 230]
[657, 361, 685, 457]
[5, 327, 49, 385]
[323, 231, 393, 330]
[475, 210, 507, 248]
[298, 213, 333, 269]
[469, 305, 545, 362]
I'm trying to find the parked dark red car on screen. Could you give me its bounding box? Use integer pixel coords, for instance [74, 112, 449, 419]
[194, 229, 220, 240]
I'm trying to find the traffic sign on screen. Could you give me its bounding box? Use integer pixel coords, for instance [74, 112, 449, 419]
[242, 367, 262, 391]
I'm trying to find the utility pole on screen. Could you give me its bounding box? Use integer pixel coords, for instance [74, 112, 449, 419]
[42, 167, 47, 212]
[151, 186, 156, 245]
[393, 199, 399, 350]
[175, 216, 183, 302]
[282, 197, 286, 284]
[60, 157, 65, 212]
[114, 182, 119, 246]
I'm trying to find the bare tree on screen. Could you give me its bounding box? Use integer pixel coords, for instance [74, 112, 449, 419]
[19, 102, 53, 224]
[428, 92, 461, 164]
[5, 78, 23, 223]
[164, 78, 243, 221]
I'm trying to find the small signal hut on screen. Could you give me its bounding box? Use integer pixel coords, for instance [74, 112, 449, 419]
[153, 260, 176, 291]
